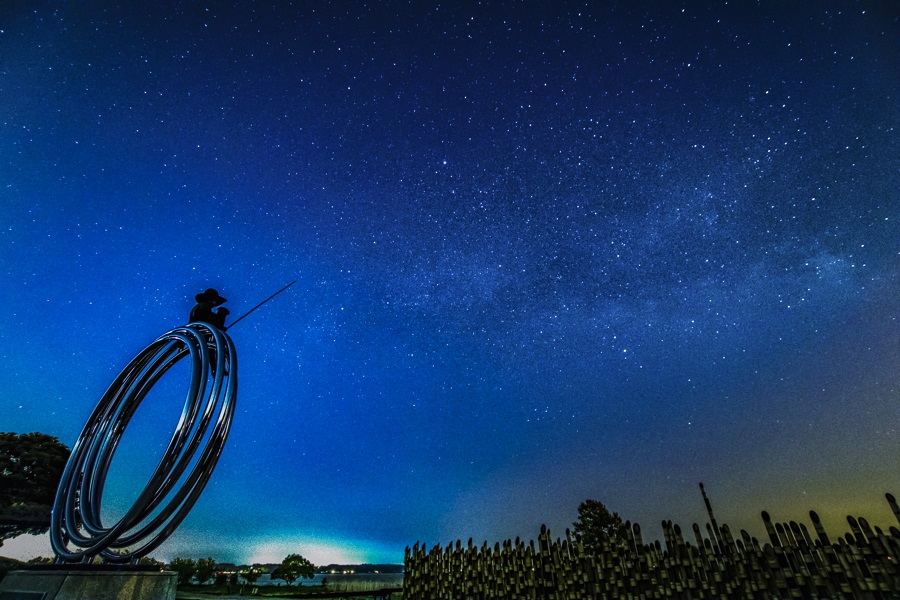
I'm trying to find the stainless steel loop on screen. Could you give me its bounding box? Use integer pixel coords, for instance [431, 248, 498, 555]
[50, 322, 237, 564]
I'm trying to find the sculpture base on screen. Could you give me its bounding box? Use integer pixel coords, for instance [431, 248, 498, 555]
[0, 566, 176, 600]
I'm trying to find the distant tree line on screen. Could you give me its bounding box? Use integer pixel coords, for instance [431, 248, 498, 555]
[166, 553, 315, 587]
[317, 563, 404, 574]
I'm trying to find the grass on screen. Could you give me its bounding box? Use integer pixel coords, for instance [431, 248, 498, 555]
[178, 582, 326, 595]
[178, 584, 316, 598]
[176, 582, 402, 598]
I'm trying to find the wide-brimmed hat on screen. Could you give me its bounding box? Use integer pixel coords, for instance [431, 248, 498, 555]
[195, 288, 227, 306]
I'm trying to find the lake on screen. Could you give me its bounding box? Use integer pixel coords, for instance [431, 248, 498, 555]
[248, 571, 403, 591]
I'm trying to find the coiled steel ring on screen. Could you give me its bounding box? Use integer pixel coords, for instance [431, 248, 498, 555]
[50, 322, 237, 564]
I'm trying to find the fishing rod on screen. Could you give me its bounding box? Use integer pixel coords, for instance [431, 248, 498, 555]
[225, 280, 296, 330]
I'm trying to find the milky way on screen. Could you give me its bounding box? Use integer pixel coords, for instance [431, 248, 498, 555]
[0, 2, 897, 564]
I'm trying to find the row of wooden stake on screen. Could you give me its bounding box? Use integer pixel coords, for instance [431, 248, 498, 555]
[404, 493, 900, 599]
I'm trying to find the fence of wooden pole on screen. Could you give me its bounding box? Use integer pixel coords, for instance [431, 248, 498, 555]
[404, 493, 900, 599]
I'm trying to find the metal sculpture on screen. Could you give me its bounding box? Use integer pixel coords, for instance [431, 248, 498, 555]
[50, 322, 237, 564]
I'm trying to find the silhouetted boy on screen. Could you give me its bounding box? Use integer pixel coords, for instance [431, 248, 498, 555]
[190, 288, 229, 329]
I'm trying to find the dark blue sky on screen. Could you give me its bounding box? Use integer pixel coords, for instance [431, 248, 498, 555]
[1, 1, 897, 564]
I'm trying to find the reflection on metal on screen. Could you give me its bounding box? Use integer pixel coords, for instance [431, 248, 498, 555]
[50, 322, 237, 564]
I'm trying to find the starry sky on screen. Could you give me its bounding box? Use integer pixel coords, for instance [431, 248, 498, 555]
[1, 1, 898, 566]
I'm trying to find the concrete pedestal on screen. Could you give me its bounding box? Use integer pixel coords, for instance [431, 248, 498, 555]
[0, 566, 177, 600]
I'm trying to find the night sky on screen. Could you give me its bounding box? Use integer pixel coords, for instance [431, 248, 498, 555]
[1, 2, 897, 566]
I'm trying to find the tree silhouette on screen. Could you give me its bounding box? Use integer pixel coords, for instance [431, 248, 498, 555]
[0, 432, 70, 546]
[572, 499, 626, 552]
[168, 558, 197, 585]
[195, 557, 217, 584]
[272, 553, 315, 586]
